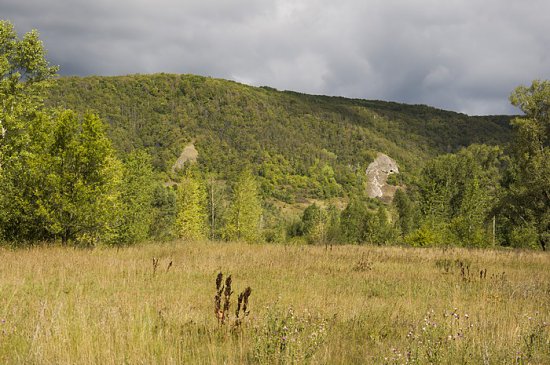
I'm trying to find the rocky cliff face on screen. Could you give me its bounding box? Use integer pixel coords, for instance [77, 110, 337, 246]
[366, 153, 399, 203]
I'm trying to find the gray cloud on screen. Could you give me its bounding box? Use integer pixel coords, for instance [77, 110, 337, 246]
[3, 0, 549, 114]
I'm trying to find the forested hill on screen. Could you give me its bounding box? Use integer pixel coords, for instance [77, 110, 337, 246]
[46, 74, 513, 199]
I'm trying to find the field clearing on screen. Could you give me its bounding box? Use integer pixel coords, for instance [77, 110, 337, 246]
[0, 242, 549, 364]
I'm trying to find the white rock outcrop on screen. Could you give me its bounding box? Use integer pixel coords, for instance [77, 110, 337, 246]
[365, 153, 399, 202]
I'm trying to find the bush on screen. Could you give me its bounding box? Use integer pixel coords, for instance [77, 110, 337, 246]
[405, 224, 447, 247]
[509, 224, 539, 249]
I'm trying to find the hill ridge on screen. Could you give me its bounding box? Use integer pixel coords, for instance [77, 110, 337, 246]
[46, 73, 513, 201]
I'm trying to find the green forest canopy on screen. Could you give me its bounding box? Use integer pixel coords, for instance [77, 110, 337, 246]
[45, 74, 513, 201]
[3, 21, 548, 249]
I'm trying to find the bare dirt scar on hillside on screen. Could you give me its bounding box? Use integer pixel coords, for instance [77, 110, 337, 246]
[172, 143, 198, 171]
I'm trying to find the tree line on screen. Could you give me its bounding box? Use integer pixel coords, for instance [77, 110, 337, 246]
[0, 22, 264, 245]
[1, 22, 548, 249]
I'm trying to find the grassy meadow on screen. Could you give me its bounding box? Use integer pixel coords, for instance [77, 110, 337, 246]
[0, 241, 548, 364]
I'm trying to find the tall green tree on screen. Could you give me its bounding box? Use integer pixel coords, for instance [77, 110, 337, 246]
[393, 189, 416, 238]
[325, 203, 342, 244]
[150, 184, 178, 241]
[0, 111, 54, 241]
[0, 21, 58, 241]
[0, 21, 58, 137]
[419, 154, 457, 226]
[340, 196, 369, 244]
[301, 203, 322, 237]
[39, 110, 121, 245]
[502, 80, 550, 249]
[368, 205, 397, 245]
[415, 144, 505, 246]
[115, 150, 156, 244]
[224, 169, 263, 242]
[176, 172, 208, 240]
[301, 203, 328, 244]
[451, 177, 490, 246]
[206, 173, 228, 240]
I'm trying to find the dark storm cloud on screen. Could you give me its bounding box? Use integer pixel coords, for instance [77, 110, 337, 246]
[2, 0, 549, 114]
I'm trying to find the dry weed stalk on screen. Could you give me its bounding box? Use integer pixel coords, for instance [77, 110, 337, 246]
[235, 286, 252, 327]
[214, 272, 252, 326]
[222, 275, 233, 324]
[152, 257, 159, 275]
[215, 272, 224, 323]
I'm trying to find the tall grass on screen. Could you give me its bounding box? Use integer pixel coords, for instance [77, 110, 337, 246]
[0, 242, 548, 364]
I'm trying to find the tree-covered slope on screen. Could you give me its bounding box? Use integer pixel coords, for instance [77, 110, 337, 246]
[46, 74, 513, 200]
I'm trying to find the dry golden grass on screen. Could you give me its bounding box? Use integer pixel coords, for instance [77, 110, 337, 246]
[0, 241, 548, 364]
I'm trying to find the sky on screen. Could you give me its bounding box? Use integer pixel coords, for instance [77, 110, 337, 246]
[2, 0, 549, 115]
